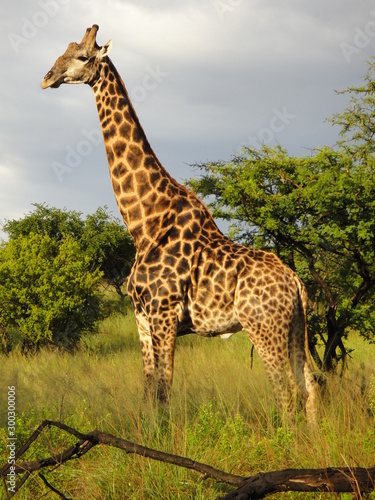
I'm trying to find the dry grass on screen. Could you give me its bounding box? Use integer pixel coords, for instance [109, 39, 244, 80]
[1, 302, 375, 499]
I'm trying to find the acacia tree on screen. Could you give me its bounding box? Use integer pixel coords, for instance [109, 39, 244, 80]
[328, 58, 375, 160]
[188, 60, 375, 372]
[188, 145, 375, 372]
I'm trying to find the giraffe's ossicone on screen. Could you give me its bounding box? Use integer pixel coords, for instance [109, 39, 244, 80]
[42, 25, 318, 424]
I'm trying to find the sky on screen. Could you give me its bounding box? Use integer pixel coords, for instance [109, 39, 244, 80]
[1, 0, 375, 240]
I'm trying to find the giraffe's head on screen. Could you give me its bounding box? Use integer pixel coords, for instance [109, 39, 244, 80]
[41, 24, 112, 89]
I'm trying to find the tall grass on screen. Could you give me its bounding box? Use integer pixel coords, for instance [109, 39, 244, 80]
[1, 295, 375, 499]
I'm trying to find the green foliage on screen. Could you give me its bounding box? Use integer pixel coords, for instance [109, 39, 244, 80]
[3, 203, 136, 296]
[370, 374, 375, 417]
[81, 207, 135, 297]
[0, 204, 136, 352]
[187, 402, 251, 461]
[188, 60, 375, 372]
[3, 203, 84, 241]
[0, 233, 103, 351]
[188, 146, 375, 370]
[328, 58, 375, 160]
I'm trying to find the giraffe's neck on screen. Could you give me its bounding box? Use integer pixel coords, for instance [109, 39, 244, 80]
[91, 58, 191, 251]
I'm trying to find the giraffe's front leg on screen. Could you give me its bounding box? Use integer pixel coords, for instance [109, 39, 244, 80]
[149, 315, 178, 404]
[134, 309, 177, 403]
[134, 310, 156, 399]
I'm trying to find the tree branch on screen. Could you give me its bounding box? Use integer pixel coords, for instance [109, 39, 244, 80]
[38, 473, 72, 500]
[0, 420, 374, 499]
[220, 467, 375, 499]
[0, 420, 243, 490]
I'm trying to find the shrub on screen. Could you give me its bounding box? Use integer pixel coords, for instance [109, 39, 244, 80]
[0, 233, 103, 352]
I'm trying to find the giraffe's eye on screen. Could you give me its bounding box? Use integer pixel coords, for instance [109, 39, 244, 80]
[78, 55, 89, 62]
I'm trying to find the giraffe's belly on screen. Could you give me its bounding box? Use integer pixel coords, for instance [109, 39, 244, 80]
[183, 316, 242, 338]
[191, 315, 243, 337]
[175, 248, 243, 337]
[177, 296, 243, 338]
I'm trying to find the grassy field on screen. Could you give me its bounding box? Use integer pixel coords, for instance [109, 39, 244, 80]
[1, 295, 375, 499]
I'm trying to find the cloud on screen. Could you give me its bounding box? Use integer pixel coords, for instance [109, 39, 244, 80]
[1, 0, 374, 241]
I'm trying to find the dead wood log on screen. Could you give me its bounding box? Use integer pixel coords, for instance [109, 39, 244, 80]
[0, 419, 242, 497]
[220, 467, 375, 499]
[0, 419, 374, 499]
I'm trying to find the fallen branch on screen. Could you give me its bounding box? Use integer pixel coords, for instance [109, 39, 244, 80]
[220, 467, 375, 499]
[0, 419, 374, 499]
[38, 473, 72, 500]
[0, 419, 242, 497]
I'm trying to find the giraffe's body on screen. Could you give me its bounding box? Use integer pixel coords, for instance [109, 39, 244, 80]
[42, 25, 317, 422]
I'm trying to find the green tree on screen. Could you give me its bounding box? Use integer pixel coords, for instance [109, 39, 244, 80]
[0, 233, 103, 352]
[81, 207, 135, 297]
[328, 58, 375, 161]
[0, 204, 136, 352]
[3, 203, 136, 296]
[3, 203, 84, 241]
[188, 145, 375, 372]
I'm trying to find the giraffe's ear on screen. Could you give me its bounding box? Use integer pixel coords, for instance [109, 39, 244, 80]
[100, 40, 113, 58]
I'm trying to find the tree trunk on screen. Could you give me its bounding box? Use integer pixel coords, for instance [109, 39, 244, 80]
[322, 306, 344, 372]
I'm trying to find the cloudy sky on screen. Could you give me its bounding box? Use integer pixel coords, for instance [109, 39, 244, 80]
[1, 0, 374, 240]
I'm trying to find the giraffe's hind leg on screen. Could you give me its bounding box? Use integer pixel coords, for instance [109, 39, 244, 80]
[291, 339, 318, 426]
[249, 333, 299, 420]
[303, 362, 318, 425]
[250, 328, 317, 424]
[289, 299, 318, 425]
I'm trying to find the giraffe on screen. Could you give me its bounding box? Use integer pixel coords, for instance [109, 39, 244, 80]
[42, 24, 317, 423]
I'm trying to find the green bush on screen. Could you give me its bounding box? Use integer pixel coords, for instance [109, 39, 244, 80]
[0, 232, 103, 352]
[3, 203, 136, 297]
